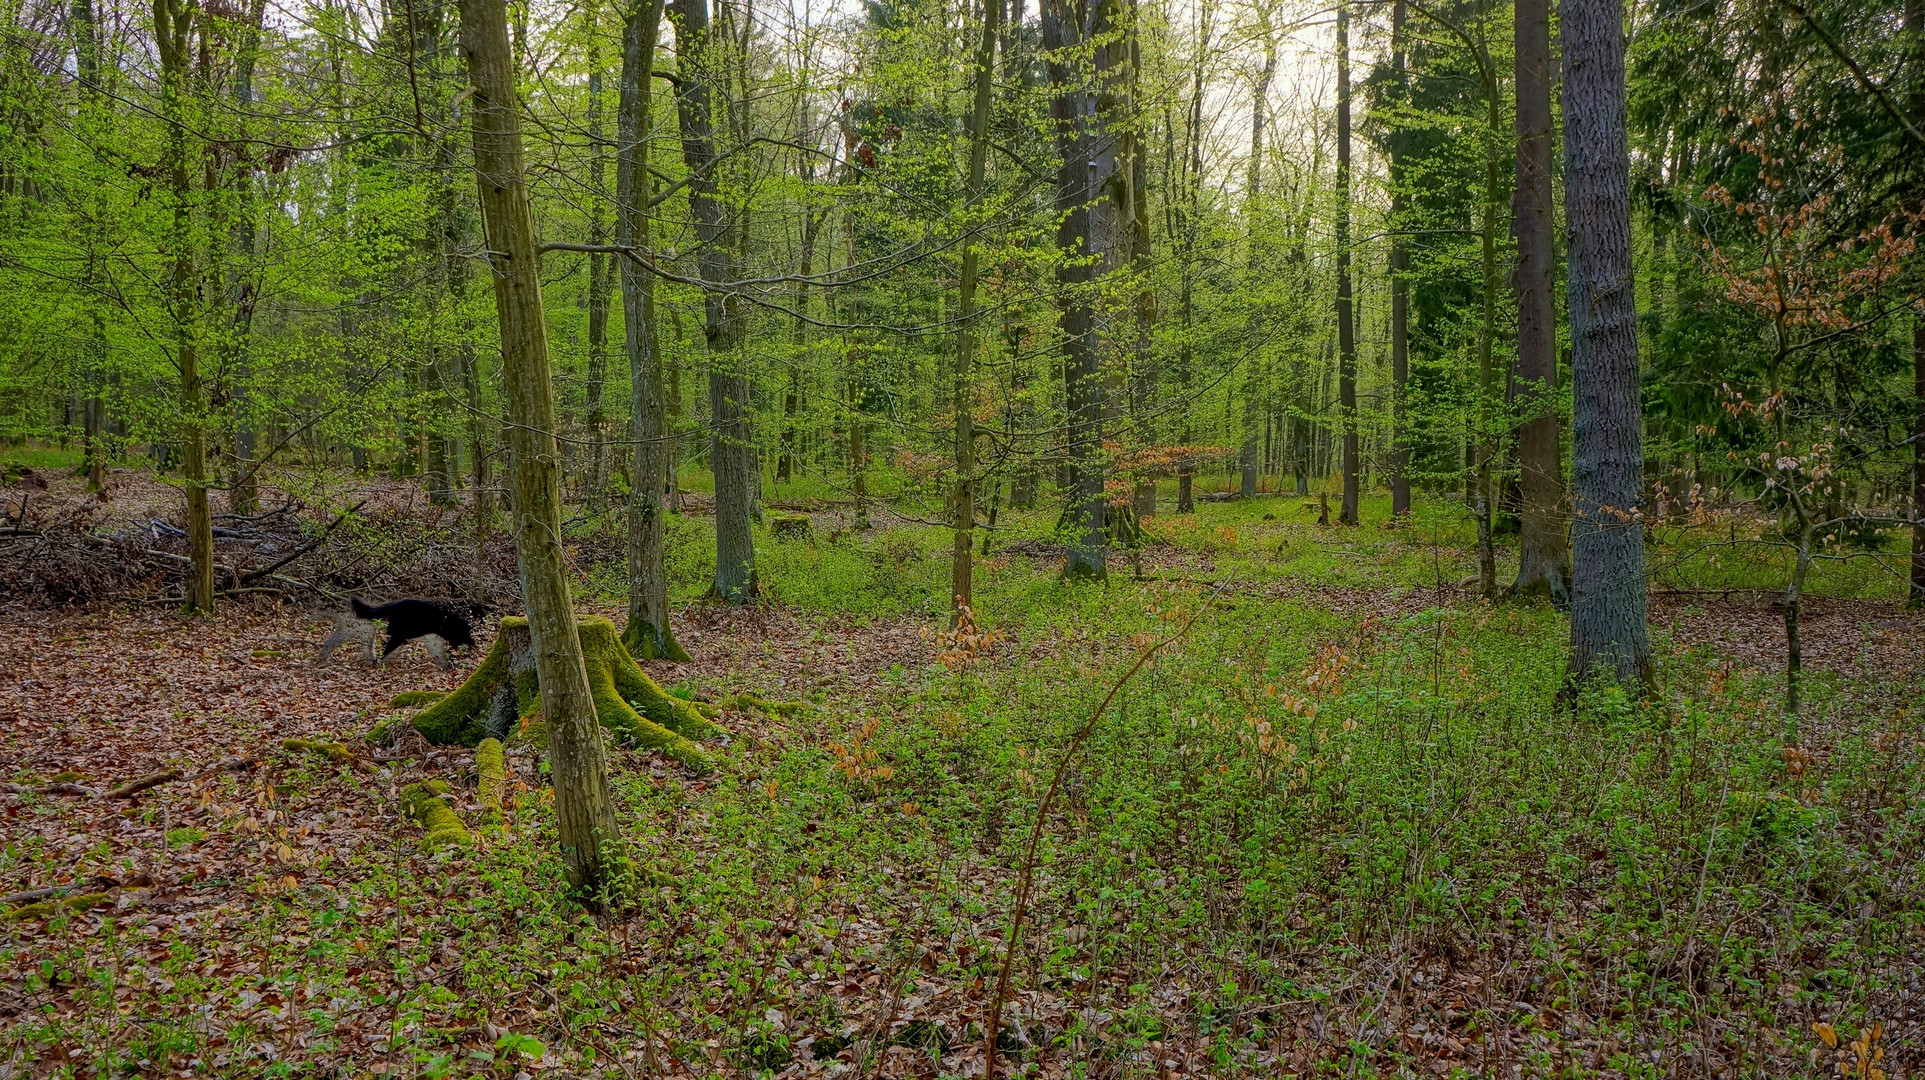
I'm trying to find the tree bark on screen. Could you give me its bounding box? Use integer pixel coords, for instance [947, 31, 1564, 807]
[155, 0, 214, 614]
[952, 0, 1001, 617]
[670, 0, 757, 601]
[1563, 0, 1651, 684]
[618, 0, 687, 660]
[1336, 2, 1358, 526]
[1240, 30, 1275, 502]
[1909, 0, 1925, 604]
[1388, 0, 1410, 517]
[458, 0, 623, 899]
[1043, 0, 1116, 581]
[1513, 0, 1571, 601]
[585, 31, 612, 515]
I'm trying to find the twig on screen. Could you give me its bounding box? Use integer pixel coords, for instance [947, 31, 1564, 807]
[982, 581, 1225, 1076]
[240, 499, 368, 583]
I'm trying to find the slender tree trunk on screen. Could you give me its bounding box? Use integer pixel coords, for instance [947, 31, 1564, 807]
[1240, 32, 1274, 502]
[155, 0, 214, 614]
[1513, 0, 1569, 601]
[1474, 36, 1501, 598]
[585, 25, 612, 516]
[952, 0, 1001, 617]
[1337, 2, 1358, 525]
[618, 0, 686, 660]
[1909, 0, 1925, 604]
[671, 0, 757, 600]
[1388, 0, 1410, 517]
[1563, 0, 1651, 684]
[459, 0, 622, 899]
[73, 0, 109, 494]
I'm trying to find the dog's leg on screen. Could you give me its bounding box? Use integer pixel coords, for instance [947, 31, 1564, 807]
[379, 631, 407, 665]
[314, 621, 353, 666]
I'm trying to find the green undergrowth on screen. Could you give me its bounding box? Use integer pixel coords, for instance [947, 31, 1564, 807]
[6, 493, 1918, 1076]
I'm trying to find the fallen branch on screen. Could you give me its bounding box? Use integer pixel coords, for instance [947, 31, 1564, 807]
[105, 769, 182, 799]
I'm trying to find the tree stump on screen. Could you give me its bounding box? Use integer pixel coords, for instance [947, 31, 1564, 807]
[371, 616, 725, 772]
[770, 512, 812, 540]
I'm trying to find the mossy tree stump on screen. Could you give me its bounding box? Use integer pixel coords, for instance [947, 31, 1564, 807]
[373, 616, 725, 772]
[770, 512, 812, 540]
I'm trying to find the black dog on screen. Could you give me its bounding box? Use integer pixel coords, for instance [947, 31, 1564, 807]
[316, 598, 476, 670]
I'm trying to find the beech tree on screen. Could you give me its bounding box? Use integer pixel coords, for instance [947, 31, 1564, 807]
[1563, 0, 1650, 684]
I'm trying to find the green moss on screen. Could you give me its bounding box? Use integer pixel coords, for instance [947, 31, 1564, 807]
[389, 690, 447, 708]
[377, 616, 725, 772]
[718, 691, 810, 717]
[404, 622, 521, 746]
[476, 738, 506, 814]
[6, 892, 111, 920]
[283, 738, 352, 764]
[621, 616, 692, 662]
[401, 781, 472, 850]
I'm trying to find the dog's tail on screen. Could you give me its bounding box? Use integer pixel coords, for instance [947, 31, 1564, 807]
[350, 597, 379, 620]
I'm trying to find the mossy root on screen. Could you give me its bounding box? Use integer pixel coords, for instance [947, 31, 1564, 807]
[381, 616, 725, 771]
[476, 738, 506, 814]
[6, 892, 111, 920]
[401, 780, 472, 851]
[283, 738, 354, 764]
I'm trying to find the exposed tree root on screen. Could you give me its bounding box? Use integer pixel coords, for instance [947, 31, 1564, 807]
[401, 780, 472, 850]
[371, 616, 724, 772]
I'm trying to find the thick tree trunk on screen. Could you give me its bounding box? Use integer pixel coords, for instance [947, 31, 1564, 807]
[1513, 0, 1570, 602]
[1563, 0, 1651, 684]
[1043, 0, 1113, 581]
[1336, 2, 1358, 526]
[618, 0, 687, 660]
[671, 0, 757, 601]
[952, 0, 1001, 617]
[458, 0, 622, 899]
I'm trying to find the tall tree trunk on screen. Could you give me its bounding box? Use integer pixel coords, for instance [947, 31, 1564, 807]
[1563, 0, 1651, 684]
[458, 0, 622, 898]
[585, 23, 612, 516]
[1514, 0, 1571, 601]
[1473, 12, 1501, 598]
[73, 0, 109, 494]
[618, 0, 687, 660]
[1909, 0, 1925, 604]
[1043, 0, 1117, 581]
[1388, 1, 1409, 517]
[671, 0, 757, 601]
[155, 0, 214, 614]
[952, 0, 1001, 617]
[226, 0, 268, 515]
[1336, 1, 1358, 526]
[1240, 31, 1274, 501]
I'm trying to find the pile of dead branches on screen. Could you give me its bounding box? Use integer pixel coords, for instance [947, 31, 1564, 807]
[1, 489, 543, 611]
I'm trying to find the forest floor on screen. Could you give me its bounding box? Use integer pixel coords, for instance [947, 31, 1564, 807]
[3, 472, 1923, 1079]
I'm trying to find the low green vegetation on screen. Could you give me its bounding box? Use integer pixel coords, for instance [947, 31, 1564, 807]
[4, 497, 1916, 1077]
